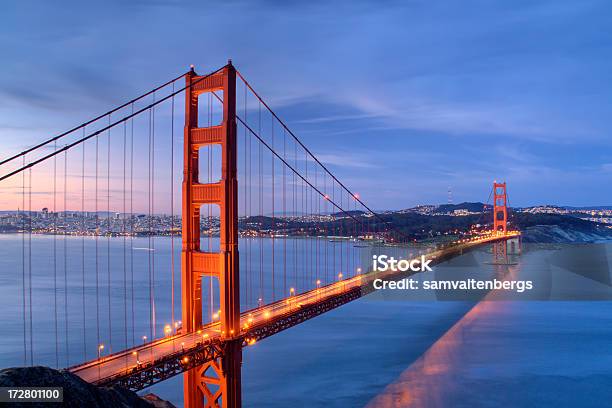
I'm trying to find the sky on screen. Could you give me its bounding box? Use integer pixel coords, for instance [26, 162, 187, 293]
[1, 0, 611, 210]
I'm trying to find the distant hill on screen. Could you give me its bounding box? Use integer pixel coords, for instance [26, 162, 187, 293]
[562, 206, 612, 210]
[330, 210, 366, 217]
[436, 202, 487, 213]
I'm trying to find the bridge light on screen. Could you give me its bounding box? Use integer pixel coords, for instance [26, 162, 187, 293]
[356, 267, 362, 273]
[183, 356, 189, 363]
[290, 287, 295, 296]
[164, 324, 172, 337]
[142, 335, 147, 344]
[338, 272, 343, 280]
[316, 279, 321, 287]
[264, 311, 271, 319]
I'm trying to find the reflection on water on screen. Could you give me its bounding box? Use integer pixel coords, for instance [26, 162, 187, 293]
[366, 299, 511, 407]
[367, 243, 612, 408]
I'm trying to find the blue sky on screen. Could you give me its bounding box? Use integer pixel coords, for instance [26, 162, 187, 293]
[1, 0, 611, 209]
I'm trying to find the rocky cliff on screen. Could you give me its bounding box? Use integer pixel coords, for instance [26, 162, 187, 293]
[0, 366, 176, 408]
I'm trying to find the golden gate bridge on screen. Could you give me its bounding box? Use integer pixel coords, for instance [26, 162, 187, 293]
[0, 61, 519, 407]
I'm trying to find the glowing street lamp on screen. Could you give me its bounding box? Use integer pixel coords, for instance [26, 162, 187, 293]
[164, 324, 172, 337]
[97, 344, 104, 360]
[142, 335, 147, 344]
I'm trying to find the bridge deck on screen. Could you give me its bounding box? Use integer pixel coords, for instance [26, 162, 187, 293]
[68, 233, 519, 390]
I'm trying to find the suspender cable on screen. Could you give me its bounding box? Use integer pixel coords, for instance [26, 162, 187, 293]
[170, 84, 175, 329]
[21, 156, 26, 366]
[346, 191, 350, 274]
[243, 82, 249, 309]
[63, 149, 69, 366]
[302, 148, 309, 290]
[324, 172, 328, 283]
[130, 103, 135, 345]
[28, 168, 33, 365]
[315, 162, 319, 285]
[248, 101, 253, 308]
[147, 107, 153, 342]
[305, 149, 308, 288]
[283, 128, 287, 297]
[271, 116, 275, 301]
[81, 131, 86, 359]
[107, 115, 112, 353]
[53, 141, 59, 368]
[258, 102, 263, 305]
[151, 95, 157, 339]
[293, 141, 297, 292]
[122, 121, 128, 351]
[95, 131, 100, 354]
[331, 179, 335, 278]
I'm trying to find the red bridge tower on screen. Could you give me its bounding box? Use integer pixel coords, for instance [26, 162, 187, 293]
[493, 181, 507, 234]
[182, 62, 241, 408]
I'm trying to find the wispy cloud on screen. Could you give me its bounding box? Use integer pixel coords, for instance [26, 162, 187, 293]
[315, 152, 380, 169]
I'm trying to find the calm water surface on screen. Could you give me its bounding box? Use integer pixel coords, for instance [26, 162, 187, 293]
[0, 235, 611, 407]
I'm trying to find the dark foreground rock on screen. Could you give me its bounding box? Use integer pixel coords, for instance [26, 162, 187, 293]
[0, 366, 176, 408]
